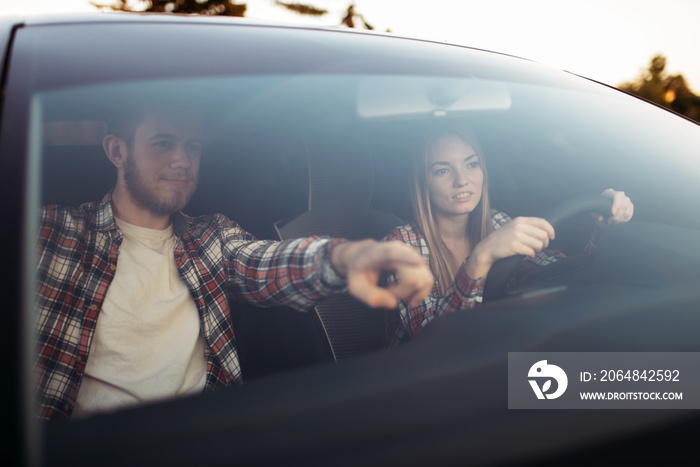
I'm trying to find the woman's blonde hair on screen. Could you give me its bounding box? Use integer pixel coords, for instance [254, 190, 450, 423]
[411, 128, 494, 294]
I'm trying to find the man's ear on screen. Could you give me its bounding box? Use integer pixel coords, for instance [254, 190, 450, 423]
[103, 134, 127, 168]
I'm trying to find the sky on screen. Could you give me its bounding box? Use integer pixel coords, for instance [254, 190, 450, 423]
[2, 0, 699, 93]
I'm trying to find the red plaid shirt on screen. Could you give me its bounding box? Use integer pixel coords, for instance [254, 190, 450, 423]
[382, 211, 598, 348]
[35, 192, 344, 422]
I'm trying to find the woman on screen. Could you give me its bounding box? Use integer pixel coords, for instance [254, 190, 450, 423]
[383, 129, 634, 348]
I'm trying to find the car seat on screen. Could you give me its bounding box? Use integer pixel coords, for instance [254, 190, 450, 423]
[275, 137, 404, 362]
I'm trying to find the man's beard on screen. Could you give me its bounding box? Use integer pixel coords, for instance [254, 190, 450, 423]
[123, 153, 197, 216]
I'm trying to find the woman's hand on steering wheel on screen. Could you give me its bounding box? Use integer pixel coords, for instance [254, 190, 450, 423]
[481, 194, 617, 301]
[596, 189, 634, 229]
[465, 217, 555, 280]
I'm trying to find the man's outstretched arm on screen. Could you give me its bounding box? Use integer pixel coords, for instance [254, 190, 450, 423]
[215, 215, 432, 311]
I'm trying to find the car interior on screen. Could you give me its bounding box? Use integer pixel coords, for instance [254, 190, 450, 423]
[30, 69, 700, 466]
[38, 72, 700, 384]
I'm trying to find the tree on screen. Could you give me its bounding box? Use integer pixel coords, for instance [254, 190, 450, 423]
[618, 54, 700, 123]
[274, 1, 327, 17]
[341, 3, 374, 29]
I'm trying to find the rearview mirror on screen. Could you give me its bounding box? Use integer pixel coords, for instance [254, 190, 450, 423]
[357, 76, 511, 119]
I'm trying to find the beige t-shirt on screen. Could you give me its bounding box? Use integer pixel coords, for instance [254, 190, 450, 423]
[73, 218, 207, 418]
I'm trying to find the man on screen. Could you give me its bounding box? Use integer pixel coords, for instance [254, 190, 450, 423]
[35, 103, 433, 422]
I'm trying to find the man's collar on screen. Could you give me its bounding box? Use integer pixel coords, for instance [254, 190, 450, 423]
[171, 211, 187, 237]
[90, 190, 119, 233]
[93, 189, 189, 237]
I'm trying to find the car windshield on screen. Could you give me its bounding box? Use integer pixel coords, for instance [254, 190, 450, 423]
[31, 68, 700, 385]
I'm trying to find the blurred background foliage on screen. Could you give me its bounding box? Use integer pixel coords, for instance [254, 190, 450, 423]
[618, 54, 700, 123]
[94, 1, 698, 123]
[92, 0, 375, 29]
[92, 0, 248, 16]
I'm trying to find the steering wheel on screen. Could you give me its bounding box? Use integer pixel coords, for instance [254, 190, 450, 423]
[482, 195, 613, 302]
